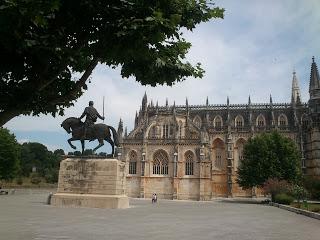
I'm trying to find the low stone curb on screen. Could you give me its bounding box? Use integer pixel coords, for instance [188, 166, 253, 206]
[270, 202, 320, 220]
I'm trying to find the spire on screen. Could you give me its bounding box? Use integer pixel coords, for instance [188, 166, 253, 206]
[143, 91, 147, 102]
[155, 101, 159, 115]
[117, 118, 124, 143]
[172, 101, 176, 115]
[124, 127, 128, 137]
[166, 98, 168, 107]
[206, 96, 209, 106]
[142, 92, 147, 111]
[291, 70, 302, 104]
[227, 96, 230, 106]
[269, 94, 273, 105]
[185, 97, 189, 117]
[248, 95, 251, 105]
[117, 118, 123, 134]
[134, 111, 138, 127]
[309, 56, 320, 99]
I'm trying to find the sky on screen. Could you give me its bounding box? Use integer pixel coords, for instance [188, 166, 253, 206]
[4, 0, 320, 153]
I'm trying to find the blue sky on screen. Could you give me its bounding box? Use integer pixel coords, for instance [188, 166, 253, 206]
[5, 0, 320, 153]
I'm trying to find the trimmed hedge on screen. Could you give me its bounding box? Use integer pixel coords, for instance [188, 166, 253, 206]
[274, 193, 294, 205]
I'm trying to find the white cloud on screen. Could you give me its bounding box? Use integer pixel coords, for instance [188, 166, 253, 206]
[17, 138, 30, 144]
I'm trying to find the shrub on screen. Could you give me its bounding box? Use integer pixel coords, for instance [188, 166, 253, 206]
[16, 177, 23, 185]
[303, 177, 320, 200]
[291, 185, 308, 203]
[44, 169, 58, 183]
[263, 178, 292, 202]
[30, 172, 41, 185]
[274, 193, 294, 205]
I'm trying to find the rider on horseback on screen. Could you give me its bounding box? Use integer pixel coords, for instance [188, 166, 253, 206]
[79, 101, 105, 140]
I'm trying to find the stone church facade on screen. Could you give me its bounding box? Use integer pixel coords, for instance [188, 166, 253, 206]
[117, 57, 320, 200]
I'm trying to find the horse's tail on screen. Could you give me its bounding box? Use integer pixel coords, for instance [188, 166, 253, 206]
[109, 126, 119, 147]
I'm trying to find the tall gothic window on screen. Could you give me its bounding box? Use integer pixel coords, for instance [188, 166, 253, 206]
[193, 116, 202, 128]
[129, 151, 137, 174]
[214, 115, 223, 130]
[153, 150, 169, 175]
[185, 151, 194, 175]
[256, 115, 265, 127]
[235, 115, 244, 130]
[163, 124, 169, 138]
[278, 114, 288, 129]
[235, 139, 245, 169]
[213, 139, 225, 169]
[148, 125, 156, 138]
[301, 114, 309, 127]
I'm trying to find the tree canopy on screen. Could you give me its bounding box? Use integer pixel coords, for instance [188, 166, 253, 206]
[0, 0, 224, 126]
[237, 131, 302, 189]
[0, 128, 20, 181]
[20, 142, 61, 178]
[0, 127, 64, 183]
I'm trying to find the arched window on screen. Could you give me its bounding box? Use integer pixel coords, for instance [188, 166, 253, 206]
[153, 150, 169, 175]
[278, 114, 288, 129]
[162, 124, 169, 138]
[148, 125, 156, 138]
[256, 114, 265, 127]
[235, 115, 244, 130]
[235, 139, 246, 170]
[301, 114, 309, 127]
[214, 115, 223, 129]
[212, 138, 225, 169]
[185, 151, 194, 175]
[193, 116, 202, 128]
[128, 150, 137, 174]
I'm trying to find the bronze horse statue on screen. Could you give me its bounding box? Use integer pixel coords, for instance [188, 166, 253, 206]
[61, 117, 119, 156]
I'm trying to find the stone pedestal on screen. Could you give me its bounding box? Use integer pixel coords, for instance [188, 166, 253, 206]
[51, 158, 129, 209]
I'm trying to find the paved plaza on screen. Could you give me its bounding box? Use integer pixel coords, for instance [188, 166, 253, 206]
[0, 189, 319, 240]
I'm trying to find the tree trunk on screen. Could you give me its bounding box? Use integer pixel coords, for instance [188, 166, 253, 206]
[0, 109, 21, 127]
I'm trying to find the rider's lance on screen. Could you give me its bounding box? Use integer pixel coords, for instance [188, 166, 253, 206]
[103, 96, 105, 123]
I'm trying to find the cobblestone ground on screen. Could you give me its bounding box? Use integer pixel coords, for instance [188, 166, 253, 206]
[0, 189, 319, 240]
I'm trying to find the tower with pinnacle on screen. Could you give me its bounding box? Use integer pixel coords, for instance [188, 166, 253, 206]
[304, 57, 320, 177]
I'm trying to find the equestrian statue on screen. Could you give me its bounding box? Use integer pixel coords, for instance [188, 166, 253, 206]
[61, 101, 119, 156]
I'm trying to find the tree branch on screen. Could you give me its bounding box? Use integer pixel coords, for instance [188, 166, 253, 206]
[50, 58, 99, 105]
[0, 109, 22, 127]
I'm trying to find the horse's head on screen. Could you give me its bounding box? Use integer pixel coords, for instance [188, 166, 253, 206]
[61, 117, 82, 134]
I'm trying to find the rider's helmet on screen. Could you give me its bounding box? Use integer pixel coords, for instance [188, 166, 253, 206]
[89, 101, 94, 106]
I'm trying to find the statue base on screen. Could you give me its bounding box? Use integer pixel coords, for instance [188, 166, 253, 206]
[51, 158, 129, 209]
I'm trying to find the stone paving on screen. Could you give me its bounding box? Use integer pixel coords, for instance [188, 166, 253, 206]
[0, 189, 319, 240]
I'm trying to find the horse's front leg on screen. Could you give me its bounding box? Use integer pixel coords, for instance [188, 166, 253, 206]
[93, 139, 104, 153]
[81, 140, 85, 154]
[68, 137, 77, 149]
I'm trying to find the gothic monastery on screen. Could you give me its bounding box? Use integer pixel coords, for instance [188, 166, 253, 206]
[117, 57, 320, 200]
